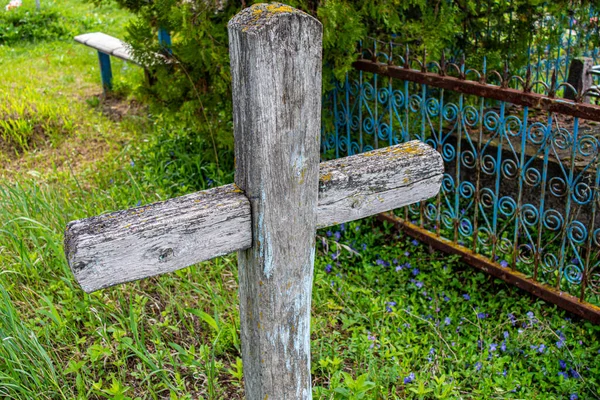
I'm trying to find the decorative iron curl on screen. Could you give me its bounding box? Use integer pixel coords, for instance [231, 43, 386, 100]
[462, 105, 479, 127]
[563, 263, 583, 285]
[542, 252, 559, 273]
[524, 167, 542, 187]
[517, 243, 535, 264]
[528, 122, 548, 145]
[543, 209, 564, 231]
[567, 220, 588, 245]
[520, 204, 539, 226]
[481, 154, 497, 175]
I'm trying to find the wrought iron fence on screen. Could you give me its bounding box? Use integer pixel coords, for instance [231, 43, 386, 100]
[321, 38, 600, 322]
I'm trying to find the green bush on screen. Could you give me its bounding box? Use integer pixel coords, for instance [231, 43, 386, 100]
[90, 0, 588, 159]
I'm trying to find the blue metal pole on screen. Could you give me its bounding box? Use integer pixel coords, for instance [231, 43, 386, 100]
[98, 51, 113, 93]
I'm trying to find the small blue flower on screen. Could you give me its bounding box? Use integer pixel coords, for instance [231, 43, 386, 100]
[570, 394, 578, 400]
[355, 226, 360, 232]
[362, 243, 367, 251]
[559, 360, 567, 370]
[412, 268, 420, 276]
[411, 239, 419, 246]
[500, 341, 506, 352]
[443, 295, 450, 302]
[395, 265, 403, 272]
[326, 230, 332, 237]
[538, 344, 546, 353]
[502, 369, 507, 377]
[387, 301, 397, 307]
[570, 369, 581, 379]
[415, 281, 424, 289]
[503, 331, 509, 339]
[526, 311, 535, 319]
[556, 339, 565, 348]
[130, 160, 135, 167]
[136, 200, 142, 207]
[489, 343, 497, 352]
[475, 362, 482, 371]
[340, 223, 345, 232]
[463, 294, 471, 301]
[558, 371, 569, 379]
[376, 259, 386, 266]
[477, 312, 487, 319]
[403, 372, 415, 384]
[444, 317, 451, 325]
[334, 231, 341, 241]
[325, 264, 332, 273]
[404, 251, 410, 257]
[500, 260, 509, 268]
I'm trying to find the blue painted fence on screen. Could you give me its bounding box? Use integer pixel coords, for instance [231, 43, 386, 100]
[322, 37, 600, 309]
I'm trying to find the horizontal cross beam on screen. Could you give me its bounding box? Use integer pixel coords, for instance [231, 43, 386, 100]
[64, 140, 442, 293]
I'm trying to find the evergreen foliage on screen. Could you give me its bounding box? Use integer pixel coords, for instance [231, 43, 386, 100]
[91, 0, 600, 158]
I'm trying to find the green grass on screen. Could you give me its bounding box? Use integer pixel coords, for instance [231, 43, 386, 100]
[0, 1, 599, 399]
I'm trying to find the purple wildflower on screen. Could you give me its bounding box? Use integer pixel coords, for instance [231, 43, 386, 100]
[463, 294, 471, 301]
[395, 265, 403, 272]
[570, 395, 578, 400]
[415, 281, 424, 289]
[326, 230, 332, 237]
[411, 239, 419, 246]
[362, 243, 367, 251]
[475, 362, 482, 371]
[355, 226, 360, 232]
[570, 369, 581, 379]
[404, 372, 415, 384]
[500, 341, 506, 352]
[559, 360, 567, 370]
[538, 344, 546, 353]
[404, 251, 410, 257]
[490, 343, 497, 352]
[444, 317, 451, 325]
[503, 331, 509, 339]
[477, 312, 487, 319]
[558, 371, 569, 379]
[334, 231, 341, 241]
[376, 259, 386, 266]
[412, 267, 420, 276]
[508, 313, 517, 325]
[325, 264, 332, 273]
[500, 260, 509, 268]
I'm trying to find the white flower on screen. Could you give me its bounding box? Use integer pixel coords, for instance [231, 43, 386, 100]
[5, 0, 22, 11]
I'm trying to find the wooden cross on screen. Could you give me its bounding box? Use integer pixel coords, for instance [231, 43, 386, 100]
[64, 4, 444, 399]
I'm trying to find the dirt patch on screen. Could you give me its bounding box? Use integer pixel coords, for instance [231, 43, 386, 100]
[0, 94, 147, 182]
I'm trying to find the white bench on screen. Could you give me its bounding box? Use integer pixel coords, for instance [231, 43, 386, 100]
[75, 31, 170, 93]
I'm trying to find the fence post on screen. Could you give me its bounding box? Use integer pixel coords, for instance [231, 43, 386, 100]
[565, 57, 594, 102]
[228, 4, 322, 399]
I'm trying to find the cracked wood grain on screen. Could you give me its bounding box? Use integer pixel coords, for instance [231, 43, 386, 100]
[64, 140, 442, 293]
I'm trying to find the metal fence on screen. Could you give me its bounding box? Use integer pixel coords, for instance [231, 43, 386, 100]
[321, 38, 600, 322]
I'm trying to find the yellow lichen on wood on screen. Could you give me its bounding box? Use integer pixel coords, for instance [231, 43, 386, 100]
[265, 4, 294, 13]
[320, 172, 333, 182]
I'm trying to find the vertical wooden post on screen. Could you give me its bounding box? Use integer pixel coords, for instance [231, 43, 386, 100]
[565, 57, 594, 102]
[228, 3, 322, 399]
[98, 52, 113, 94]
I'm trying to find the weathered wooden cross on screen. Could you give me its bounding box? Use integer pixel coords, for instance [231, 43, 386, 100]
[64, 4, 443, 399]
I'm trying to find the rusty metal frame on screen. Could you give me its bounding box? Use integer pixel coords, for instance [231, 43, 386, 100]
[378, 213, 600, 324]
[353, 59, 600, 122]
